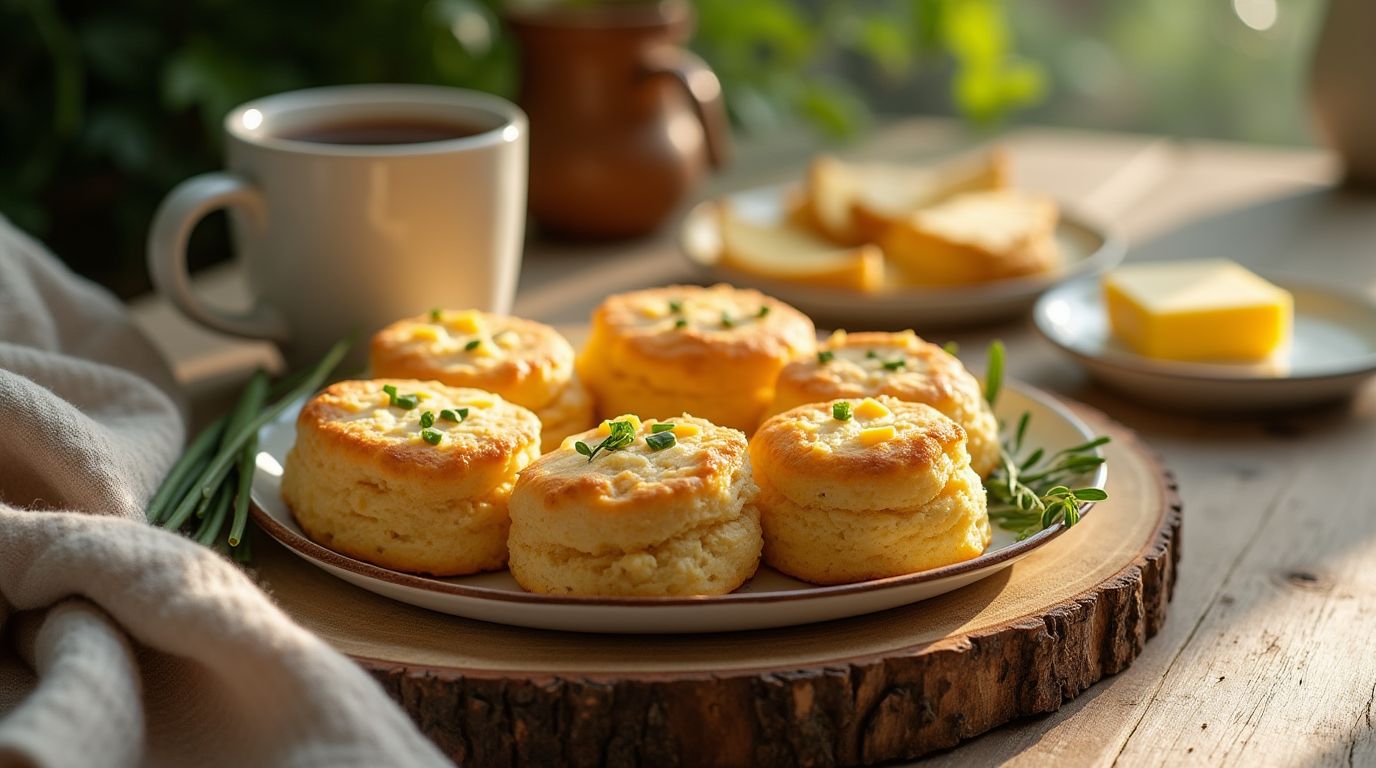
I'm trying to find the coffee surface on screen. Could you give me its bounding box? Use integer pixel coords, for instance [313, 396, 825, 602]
[281, 118, 487, 145]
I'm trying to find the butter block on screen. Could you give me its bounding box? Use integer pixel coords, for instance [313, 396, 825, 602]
[1103, 260, 1292, 362]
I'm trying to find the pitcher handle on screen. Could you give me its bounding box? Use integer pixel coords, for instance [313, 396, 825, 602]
[643, 46, 732, 168]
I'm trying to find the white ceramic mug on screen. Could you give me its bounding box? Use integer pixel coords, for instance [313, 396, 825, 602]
[148, 84, 528, 369]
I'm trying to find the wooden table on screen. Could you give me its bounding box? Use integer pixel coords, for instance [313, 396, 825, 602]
[134, 120, 1376, 766]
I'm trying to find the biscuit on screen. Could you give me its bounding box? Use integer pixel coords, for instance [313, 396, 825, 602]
[577, 284, 816, 433]
[767, 330, 999, 477]
[533, 373, 595, 450]
[751, 396, 990, 584]
[371, 310, 594, 449]
[281, 379, 541, 576]
[508, 414, 762, 596]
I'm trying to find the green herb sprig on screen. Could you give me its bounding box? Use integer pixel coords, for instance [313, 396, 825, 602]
[151, 336, 354, 562]
[981, 339, 1109, 540]
[575, 420, 636, 462]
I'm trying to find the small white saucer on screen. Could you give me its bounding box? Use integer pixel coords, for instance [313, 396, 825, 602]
[1034, 274, 1376, 411]
[679, 184, 1125, 329]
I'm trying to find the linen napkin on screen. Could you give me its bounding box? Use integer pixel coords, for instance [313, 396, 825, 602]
[0, 217, 453, 768]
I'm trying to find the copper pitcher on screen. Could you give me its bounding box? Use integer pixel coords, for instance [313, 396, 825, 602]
[506, 0, 730, 239]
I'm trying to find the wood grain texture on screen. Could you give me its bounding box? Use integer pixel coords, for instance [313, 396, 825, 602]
[327, 408, 1180, 768]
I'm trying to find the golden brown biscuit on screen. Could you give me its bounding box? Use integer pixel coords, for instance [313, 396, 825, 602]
[281, 379, 541, 576]
[767, 330, 999, 477]
[577, 284, 816, 433]
[751, 396, 990, 584]
[371, 310, 594, 450]
[508, 414, 762, 596]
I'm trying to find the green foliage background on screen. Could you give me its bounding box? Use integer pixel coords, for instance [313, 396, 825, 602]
[0, 0, 1040, 297]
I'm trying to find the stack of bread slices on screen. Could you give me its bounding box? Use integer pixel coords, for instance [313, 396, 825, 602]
[718, 147, 1061, 289]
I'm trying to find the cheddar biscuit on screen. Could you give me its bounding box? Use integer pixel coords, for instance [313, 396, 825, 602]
[370, 310, 595, 449]
[281, 379, 541, 576]
[766, 330, 999, 477]
[507, 414, 762, 596]
[577, 284, 816, 433]
[751, 396, 990, 584]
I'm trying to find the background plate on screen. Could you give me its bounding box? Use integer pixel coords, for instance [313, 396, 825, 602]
[250, 381, 1107, 634]
[679, 184, 1125, 330]
[1035, 274, 1376, 411]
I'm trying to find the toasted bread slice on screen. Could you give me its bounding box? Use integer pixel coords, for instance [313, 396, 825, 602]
[800, 148, 1011, 245]
[880, 190, 1061, 287]
[718, 207, 883, 292]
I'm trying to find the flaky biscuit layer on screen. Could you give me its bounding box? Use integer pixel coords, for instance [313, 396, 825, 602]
[508, 414, 762, 595]
[752, 396, 969, 512]
[578, 284, 815, 429]
[768, 330, 999, 477]
[371, 311, 576, 410]
[757, 462, 989, 584]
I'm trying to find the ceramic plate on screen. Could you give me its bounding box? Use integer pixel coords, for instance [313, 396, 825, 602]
[679, 184, 1124, 329]
[249, 382, 1106, 634]
[1034, 274, 1376, 411]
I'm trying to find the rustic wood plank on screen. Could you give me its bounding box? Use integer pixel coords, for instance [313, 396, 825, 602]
[1109, 388, 1376, 767]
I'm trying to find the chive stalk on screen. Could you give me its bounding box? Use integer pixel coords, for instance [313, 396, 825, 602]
[161, 337, 351, 532]
[146, 420, 225, 524]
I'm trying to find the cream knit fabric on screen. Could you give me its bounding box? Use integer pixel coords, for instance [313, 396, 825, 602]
[0, 218, 452, 768]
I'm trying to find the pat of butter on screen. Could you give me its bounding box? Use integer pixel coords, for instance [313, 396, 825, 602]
[449, 310, 485, 335]
[640, 303, 670, 319]
[670, 423, 701, 438]
[409, 324, 443, 342]
[854, 397, 892, 420]
[598, 414, 643, 435]
[859, 426, 896, 446]
[810, 442, 832, 457]
[1103, 260, 1292, 362]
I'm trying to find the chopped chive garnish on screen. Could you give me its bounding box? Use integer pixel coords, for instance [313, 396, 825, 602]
[421, 428, 443, 445]
[817, 350, 835, 364]
[675, 318, 687, 329]
[429, 308, 442, 322]
[395, 394, 420, 410]
[420, 410, 435, 428]
[440, 408, 467, 423]
[651, 423, 677, 433]
[883, 359, 905, 370]
[866, 350, 879, 359]
[943, 341, 959, 356]
[757, 305, 770, 318]
[833, 401, 852, 421]
[382, 384, 399, 405]
[646, 431, 676, 451]
[669, 299, 683, 313]
[721, 313, 734, 328]
[465, 339, 481, 351]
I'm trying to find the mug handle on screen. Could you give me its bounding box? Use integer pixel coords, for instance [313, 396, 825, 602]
[147, 172, 289, 341]
[642, 46, 733, 168]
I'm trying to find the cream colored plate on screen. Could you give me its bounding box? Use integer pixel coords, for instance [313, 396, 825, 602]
[1035, 274, 1376, 411]
[249, 381, 1107, 634]
[679, 184, 1124, 329]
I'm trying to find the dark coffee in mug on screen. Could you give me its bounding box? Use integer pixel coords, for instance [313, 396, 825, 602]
[281, 118, 488, 145]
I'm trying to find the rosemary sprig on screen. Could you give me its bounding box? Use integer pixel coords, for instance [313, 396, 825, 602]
[982, 339, 1110, 540]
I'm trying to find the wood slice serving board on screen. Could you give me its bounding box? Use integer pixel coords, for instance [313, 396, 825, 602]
[253, 404, 1180, 767]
